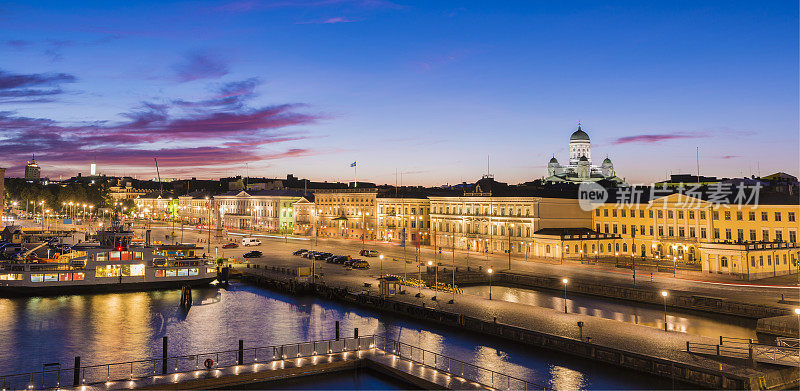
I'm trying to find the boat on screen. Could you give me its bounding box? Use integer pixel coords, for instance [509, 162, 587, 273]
[0, 224, 217, 296]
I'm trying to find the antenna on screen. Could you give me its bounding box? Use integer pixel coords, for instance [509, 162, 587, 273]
[696, 146, 700, 184]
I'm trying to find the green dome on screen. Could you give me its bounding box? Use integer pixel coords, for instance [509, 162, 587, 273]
[549, 156, 558, 163]
[603, 157, 612, 164]
[578, 155, 589, 162]
[570, 125, 590, 141]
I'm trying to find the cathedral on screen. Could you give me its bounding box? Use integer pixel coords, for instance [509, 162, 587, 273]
[545, 123, 624, 183]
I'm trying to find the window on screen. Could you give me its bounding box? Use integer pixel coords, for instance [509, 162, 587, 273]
[689, 227, 696, 238]
[658, 210, 663, 219]
[30, 274, 43, 282]
[189, 268, 199, 276]
[713, 228, 720, 239]
[621, 209, 626, 218]
[678, 211, 684, 219]
[701, 228, 707, 239]
[622, 225, 627, 234]
[0, 274, 22, 280]
[604, 209, 608, 217]
[767, 255, 771, 266]
[789, 212, 796, 222]
[689, 211, 695, 220]
[678, 227, 685, 237]
[790, 231, 797, 243]
[720, 257, 728, 268]
[725, 229, 731, 240]
[649, 226, 654, 236]
[612, 209, 617, 217]
[155, 270, 165, 277]
[668, 226, 674, 236]
[724, 211, 731, 220]
[668, 211, 673, 219]
[776, 230, 783, 242]
[604, 224, 609, 233]
[700, 211, 706, 220]
[736, 211, 742, 221]
[761, 212, 768, 221]
[96, 265, 121, 278]
[759, 256, 763, 266]
[658, 226, 664, 236]
[751, 256, 755, 267]
[640, 225, 646, 236]
[649, 210, 654, 218]
[737, 229, 743, 242]
[596, 223, 601, 232]
[762, 229, 769, 241]
[639, 210, 645, 218]
[749, 211, 755, 221]
[750, 230, 756, 241]
[775, 212, 781, 222]
[166, 269, 177, 277]
[595, 209, 600, 216]
[72, 272, 84, 281]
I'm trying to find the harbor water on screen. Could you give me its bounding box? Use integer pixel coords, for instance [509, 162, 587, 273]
[0, 283, 687, 390]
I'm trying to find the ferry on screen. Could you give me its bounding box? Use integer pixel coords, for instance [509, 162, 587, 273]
[0, 225, 217, 296]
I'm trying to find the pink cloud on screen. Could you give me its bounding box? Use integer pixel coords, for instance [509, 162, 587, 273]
[611, 132, 708, 144]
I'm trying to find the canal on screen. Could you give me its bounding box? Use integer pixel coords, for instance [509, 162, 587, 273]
[461, 285, 757, 340]
[0, 283, 688, 390]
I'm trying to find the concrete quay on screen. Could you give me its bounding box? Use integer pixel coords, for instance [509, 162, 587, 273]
[236, 265, 799, 390]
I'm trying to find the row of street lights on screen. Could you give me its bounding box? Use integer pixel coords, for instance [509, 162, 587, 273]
[483, 269, 674, 331]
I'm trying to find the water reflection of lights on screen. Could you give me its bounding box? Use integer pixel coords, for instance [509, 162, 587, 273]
[549, 365, 586, 391]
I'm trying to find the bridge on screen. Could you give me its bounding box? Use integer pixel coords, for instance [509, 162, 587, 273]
[0, 335, 549, 390]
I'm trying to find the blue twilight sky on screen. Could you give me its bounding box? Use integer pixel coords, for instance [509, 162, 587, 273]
[0, 0, 797, 185]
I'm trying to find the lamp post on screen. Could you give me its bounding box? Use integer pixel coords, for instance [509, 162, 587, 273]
[487, 268, 494, 300]
[661, 290, 669, 331]
[507, 223, 513, 270]
[562, 278, 569, 313]
[428, 260, 437, 300]
[379, 254, 384, 278]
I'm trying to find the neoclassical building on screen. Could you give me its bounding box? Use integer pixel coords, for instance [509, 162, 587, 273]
[546, 123, 623, 183]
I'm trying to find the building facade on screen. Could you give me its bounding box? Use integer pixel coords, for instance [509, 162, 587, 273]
[591, 193, 799, 280]
[314, 189, 378, 241]
[213, 190, 304, 233]
[429, 179, 592, 257]
[376, 195, 431, 246]
[177, 194, 213, 226]
[292, 196, 316, 236]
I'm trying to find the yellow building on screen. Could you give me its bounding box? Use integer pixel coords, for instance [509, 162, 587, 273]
[292, 196, 316, 236]
[429, 178, 592, 257]
[314, 189, 378, 241]
[592, 192, 799, 280]
[376, 194, 430, 245]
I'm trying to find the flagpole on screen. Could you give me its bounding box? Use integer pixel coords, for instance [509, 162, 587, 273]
[354, 164, 357, 188]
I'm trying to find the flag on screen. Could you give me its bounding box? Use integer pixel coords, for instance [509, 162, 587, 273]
[350, 161, 357, 167]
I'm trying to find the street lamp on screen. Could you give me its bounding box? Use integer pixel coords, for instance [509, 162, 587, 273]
[562, 278, 569, 313]
[661, 291, 669, 331]
[794, 308, 799, 316]
[428, 260, 437, 301]
[379, 254, 384, 277]
[487, 268, 494, 300]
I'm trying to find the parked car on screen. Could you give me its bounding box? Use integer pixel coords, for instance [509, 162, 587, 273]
[343, 258, 360, 267]
[335, 255, 352, 264]
[243, 250, 262, 258]
[351, 260, 370, 269]
[292, 249, 308, 256]
[324, 254, 338, 263]
[222, 242, 239, 249]
[303, 251, 317, 259]
[359, 249, 380, 257]
[313, 252, 332, 260]
[242, 238, 262, 246]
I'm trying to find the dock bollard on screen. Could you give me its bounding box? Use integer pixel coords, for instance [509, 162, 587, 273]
[354, 328, 358, 339]
[162, 337, 168, 375]
[238, 340, 244, 365]
[73, 357, 80, 387]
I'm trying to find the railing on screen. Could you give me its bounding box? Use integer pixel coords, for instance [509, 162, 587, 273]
[776, 337, 800, 349]
[751, 345, 800, 366]
[374, 335, 550, 391]
[686, 342, 750, 359]
[0, 336, 376, 390]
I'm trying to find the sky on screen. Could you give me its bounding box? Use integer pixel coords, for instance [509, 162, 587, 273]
[0, 0, 797, 186]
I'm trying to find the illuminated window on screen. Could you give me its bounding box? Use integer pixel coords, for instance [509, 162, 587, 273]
[72, 273, 85, 281]
[0, 274, 23, 280]
[166, 269, 177, 277]
[31, 274, 44, 282]
[189, 268, 199, 276]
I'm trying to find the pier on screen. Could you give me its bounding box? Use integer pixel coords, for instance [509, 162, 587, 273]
[0, 336, 546, 391]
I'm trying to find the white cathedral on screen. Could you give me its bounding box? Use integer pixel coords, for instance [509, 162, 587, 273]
[545, 123, 624, 183]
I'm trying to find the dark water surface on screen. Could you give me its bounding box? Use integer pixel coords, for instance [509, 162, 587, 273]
[0, 283, 686, 390]
[222, 368, 417, 390]
[462, 285, 757, 339]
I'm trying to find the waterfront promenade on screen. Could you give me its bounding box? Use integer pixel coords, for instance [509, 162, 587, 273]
[236, 264, 799, 389]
